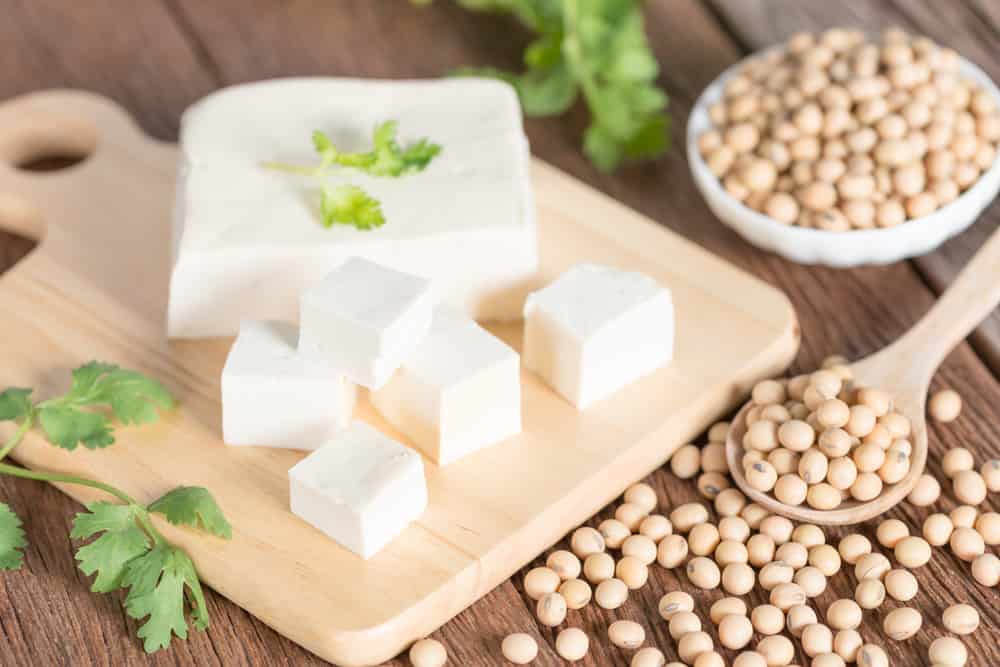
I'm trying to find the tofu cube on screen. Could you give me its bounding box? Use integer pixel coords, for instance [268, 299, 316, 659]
[372, 306, 521, 465]
[298, 258, 434, 390]
[523, 263, 674, 409]
[288, 421, 427, 559]
[221, 320, 356, 449]
[167, 77, 537, 339]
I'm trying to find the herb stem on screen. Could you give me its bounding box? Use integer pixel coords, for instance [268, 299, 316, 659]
[561, 0, 601, 113]
[0, 462, 167, 545]
[259, 161, 320, 176]
[0, 412, 34, 463]
[0, 462, 139, 506]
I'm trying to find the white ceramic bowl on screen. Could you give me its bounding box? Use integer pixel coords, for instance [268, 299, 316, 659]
[687, 49, 1000, 267]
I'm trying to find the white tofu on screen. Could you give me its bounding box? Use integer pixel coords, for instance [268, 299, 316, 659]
[298, 257, 434, 390]
[168, 77, 538, 339]
[288, 421, 427, 559]
[221, 320, 356, 449]
[372, 306, 521, 465]
[523, 263, 674, 410]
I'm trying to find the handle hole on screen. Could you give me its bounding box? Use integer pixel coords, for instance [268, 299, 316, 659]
[1, 113, 98, 173]
[17, 153, 89, 172]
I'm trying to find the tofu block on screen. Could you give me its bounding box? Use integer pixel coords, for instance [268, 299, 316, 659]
[523, 263, 674, 409]
[288, 421, 427, 559]
[168, 77, 538, 339]
[221, 320, 357, 449]
[298, 257, 434, 390]
[372, 306, 521, 465]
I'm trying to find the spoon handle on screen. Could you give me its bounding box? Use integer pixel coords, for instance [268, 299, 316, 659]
[890, 224, 1000, 377]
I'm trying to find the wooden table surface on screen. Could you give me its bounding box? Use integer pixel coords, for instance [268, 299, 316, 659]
[1, 1, 998, 665]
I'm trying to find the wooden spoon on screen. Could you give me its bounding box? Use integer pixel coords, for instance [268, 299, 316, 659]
[727, 225, 1000, 525]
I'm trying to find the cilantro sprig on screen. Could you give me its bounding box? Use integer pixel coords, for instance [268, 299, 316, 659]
[263, 120, 441, 230]
[419, 0, 670, 172]
[0, 362, 231, 654]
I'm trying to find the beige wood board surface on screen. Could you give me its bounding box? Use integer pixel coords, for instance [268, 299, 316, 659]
[0, 90, 799, 666]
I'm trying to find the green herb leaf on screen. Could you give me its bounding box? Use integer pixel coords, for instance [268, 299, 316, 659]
[71, 362, 176, 426]
[454, 63, 578, 117]
[366, 120, 442, 177]
[311, 129, 333, 153]
[0, 387, 31, 421]
[148, 487, 232, 540]
[624, 112, 670, 161]
[0, 502, 27, 570]
[0, 388, 33, 422]
[439, 0, 670, 171]
[72, 502, 151, 592]
[313, 130, 375, 170]
[583, 122, 624, 174]
[0, 363, 219, 655]
[310, 121, 440, 178]
[38, 406, 115, 451]
[36, 362, 175, 450]
[266, 121, 440, 230]
[122, 544, 209, 653]
[320, 184, 386, 230]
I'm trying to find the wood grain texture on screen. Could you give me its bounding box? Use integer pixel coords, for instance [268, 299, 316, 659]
[0, 89, 796, 666]
[705, 0, 1000, 376]
[731, 226, 1000, 525]
[0, 1, 998, 666]
[0, 0, 217, 140]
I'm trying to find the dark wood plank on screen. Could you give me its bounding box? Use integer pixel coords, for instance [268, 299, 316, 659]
[0, 0, 219, 140]
[704, 0, 1000, 376]
[0, 1, 998, 666]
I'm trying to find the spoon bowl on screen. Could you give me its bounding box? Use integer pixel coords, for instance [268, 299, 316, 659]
[727, 225, 1000, 525]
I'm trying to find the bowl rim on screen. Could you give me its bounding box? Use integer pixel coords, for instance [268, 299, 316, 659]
[686, 43, 1000, 241]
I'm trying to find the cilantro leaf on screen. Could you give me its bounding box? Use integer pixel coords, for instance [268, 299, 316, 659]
[624, 112, 670, 161]
[148, 487, 232, 540]
[66, 361, 121, 396]
[0, 503, 27, 570]
[71, 362, 176, 426]
[438, 0, 670, 171]
[320, 184, 386, 230]
[0, 388, 33, 422]
[583, 123, 625, 174]
[311, 129, 333, 154]
[38, 406, 114, 450]
[457, 62, 578, 117]
[71, 502, 151, 592]
[0, 363, 219, 654]
[311, 122, 440, 178]
[121, 544, 209, 653]
[515, 64, 578, 116]
[313, 130, 376, 170]
[366, 120, 442, 177]
[35, 362, 175, 451]
[267, 122, 440, 230]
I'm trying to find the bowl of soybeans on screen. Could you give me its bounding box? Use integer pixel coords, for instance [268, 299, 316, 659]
[687, 27, 1000, 267]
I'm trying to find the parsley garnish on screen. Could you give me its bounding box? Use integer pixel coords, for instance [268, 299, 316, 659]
[320, 184, 385, 230]
[30, 361, 175, 450]
[0, 363, 231, 653]
[421, 0, 671, 172]
[264, 120, 441, 230]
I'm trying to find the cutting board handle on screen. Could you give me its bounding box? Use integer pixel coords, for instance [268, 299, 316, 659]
[0, 90, 172, 249]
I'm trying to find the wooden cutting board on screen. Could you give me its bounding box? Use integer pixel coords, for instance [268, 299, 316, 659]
[0, 91, 798, 666]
